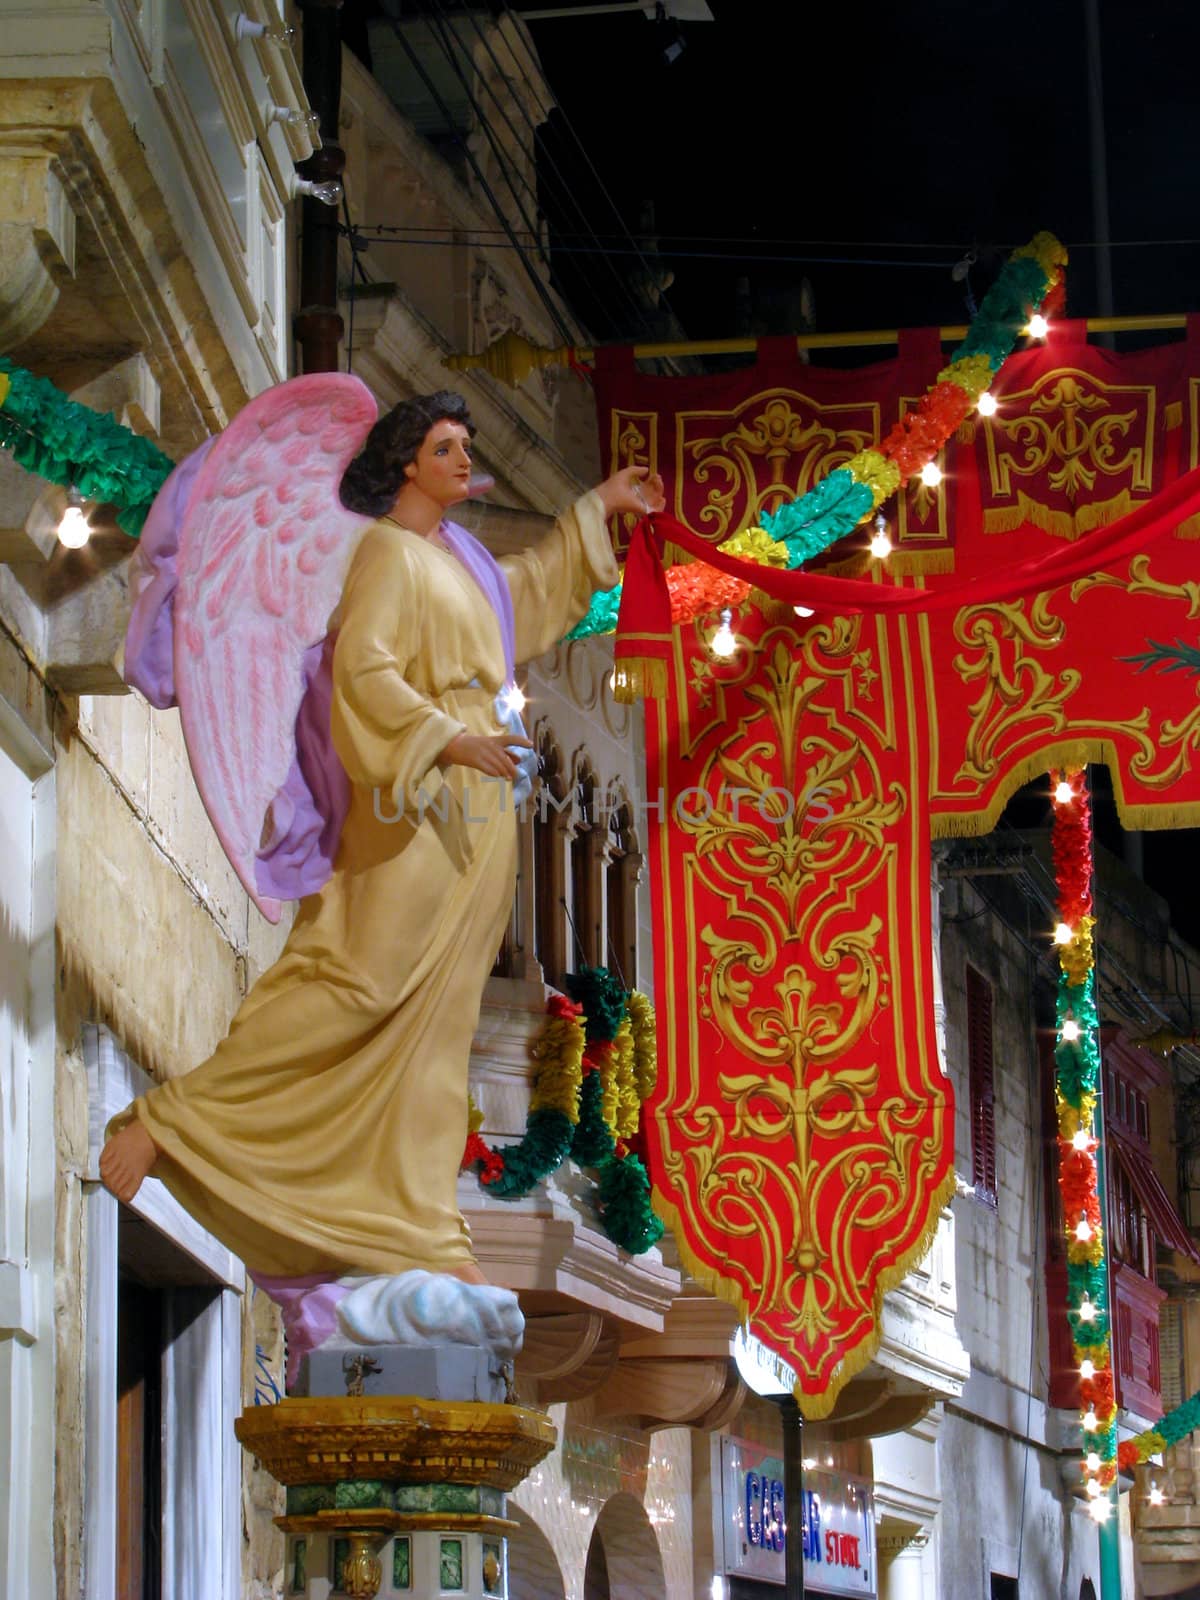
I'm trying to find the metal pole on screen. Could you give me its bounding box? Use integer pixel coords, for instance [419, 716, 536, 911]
[445, 314, 1191, 381]
[1091, 1029, 1124, 1595]
[779, 1395, 805, 1598]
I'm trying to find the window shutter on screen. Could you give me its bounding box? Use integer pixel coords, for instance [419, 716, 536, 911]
[966, 965, 998, 1206]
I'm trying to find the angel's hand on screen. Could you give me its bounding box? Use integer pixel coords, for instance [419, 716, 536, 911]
[439, 731, 534, 780]
[595, 464, 666, 519]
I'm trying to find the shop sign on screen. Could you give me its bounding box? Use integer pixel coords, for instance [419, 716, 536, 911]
[714, 1436, 876, 1595]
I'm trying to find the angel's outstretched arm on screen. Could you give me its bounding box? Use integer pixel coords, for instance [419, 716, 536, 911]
[500, 491, 620, 664]
[330, 527, 466, 805]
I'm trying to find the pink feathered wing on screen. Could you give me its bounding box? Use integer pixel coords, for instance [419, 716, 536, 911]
[173, 374, 378, 923]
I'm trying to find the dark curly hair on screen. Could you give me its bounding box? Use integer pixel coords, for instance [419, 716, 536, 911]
[339, 390, 476, 516]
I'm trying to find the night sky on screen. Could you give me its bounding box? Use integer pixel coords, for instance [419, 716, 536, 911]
[527, 0, 1200, 346]
[529, 0, 1200, 947]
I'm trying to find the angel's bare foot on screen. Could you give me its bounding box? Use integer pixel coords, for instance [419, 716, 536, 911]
[99, 1120, 158, 1203]
[449, 1261, 488, 1285]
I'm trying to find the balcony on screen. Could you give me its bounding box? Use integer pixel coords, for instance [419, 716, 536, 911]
[463, 980, 970, 1431]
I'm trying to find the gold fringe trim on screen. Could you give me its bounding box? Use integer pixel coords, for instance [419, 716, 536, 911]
[1166, 401, 1184, 431]
[650, 1164, 958, 1421]
[888, 548, 956, 578]
[931, 736, 1200, 839]
[611, 656, 667, 702]
[982, 488, 1136, 542]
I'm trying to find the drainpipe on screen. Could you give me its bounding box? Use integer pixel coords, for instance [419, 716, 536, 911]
[294, 0, 346, 374]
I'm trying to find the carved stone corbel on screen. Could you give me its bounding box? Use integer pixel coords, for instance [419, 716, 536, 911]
[0, 153, 76, 350]
[591, 1356, 744, 1430]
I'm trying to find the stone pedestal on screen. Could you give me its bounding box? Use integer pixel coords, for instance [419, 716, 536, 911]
[236, 1395, 556, 1600]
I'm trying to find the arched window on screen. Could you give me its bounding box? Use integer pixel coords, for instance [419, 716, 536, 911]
[532, 728, 569, 989]
[604, 792, 641, 989]
[569, 764, 604, 970]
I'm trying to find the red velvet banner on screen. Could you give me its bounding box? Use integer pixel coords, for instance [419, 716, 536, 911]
[597, 330, 1200, 1415]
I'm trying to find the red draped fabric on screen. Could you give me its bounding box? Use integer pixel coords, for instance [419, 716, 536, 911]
[597, 329, 1200, 1414]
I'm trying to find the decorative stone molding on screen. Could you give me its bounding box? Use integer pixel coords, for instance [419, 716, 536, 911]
[343, 292, 586, 518]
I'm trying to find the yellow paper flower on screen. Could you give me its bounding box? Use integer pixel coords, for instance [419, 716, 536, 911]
[529, 1008, 586, 1123]
[938, 352, 994, 401]
[1059, 915, 1096, 988]
[1012, 229, 1069, 285]
[1056, 1090, 1097, 1144]
[466, 1090, 485, 1135]
[717, 525, 790, 567]
[844, 448, 901, 509]
[628, 989, 658, 1101]
[612, 1015, 640, 1140]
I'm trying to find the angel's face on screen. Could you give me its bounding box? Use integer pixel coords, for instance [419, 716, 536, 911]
[403, 419, 473, 509]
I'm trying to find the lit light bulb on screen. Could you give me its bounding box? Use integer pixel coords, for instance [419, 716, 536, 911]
[500, 682, 526, 716]
[793, 605, 815, 619]
[1027, 312, 1050, 339]
[1086, 1452, 1100, 1473]
[1072, 1128, 1091, 1151]
[802, 1457, 817, 1471]
[919, 460, 943, 488]
[292, 175, 344, 206]
[1083, 1408, 1099, 1431]
[977, 391, 998, 417]
[1061, 1018, 1081, 1042]
[1054, 922, 1074, 945]
[1149, 1482, 1165, 1506]
[1080, 1359, 1096, 1380]
[1086, 1478, 1101, 1498]
[1078, 1295, 1096, 1323]
[1089, 1495, 1111, 1523]
[710, 608, 737, 658]
[1076, 1215, 1093, 1243]
[1055, 779, 1074, 803]
[57, 502, 91, 549]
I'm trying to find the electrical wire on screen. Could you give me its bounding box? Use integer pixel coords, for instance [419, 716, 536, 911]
[305, 223, 1200, 252]
[442, 0, 669, 339]
[336, 230, 955, 269]
[441, 0, 668, 337]
[493, 0, 686, 328]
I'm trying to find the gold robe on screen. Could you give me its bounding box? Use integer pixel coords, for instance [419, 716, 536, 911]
[120, 492, 617, 1277]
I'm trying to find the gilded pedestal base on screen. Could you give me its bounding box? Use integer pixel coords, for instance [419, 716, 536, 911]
[237, 1396, 555, 1599]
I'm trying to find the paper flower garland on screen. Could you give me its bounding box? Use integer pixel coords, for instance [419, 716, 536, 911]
[564, 230, 1067, 642]
[461, 968, 663, 1256]
[0, 356, 174, 536]
[1051, 769, 1119, 1507]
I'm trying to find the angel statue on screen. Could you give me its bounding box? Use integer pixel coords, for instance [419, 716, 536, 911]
[99, 375, 664, 1378]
